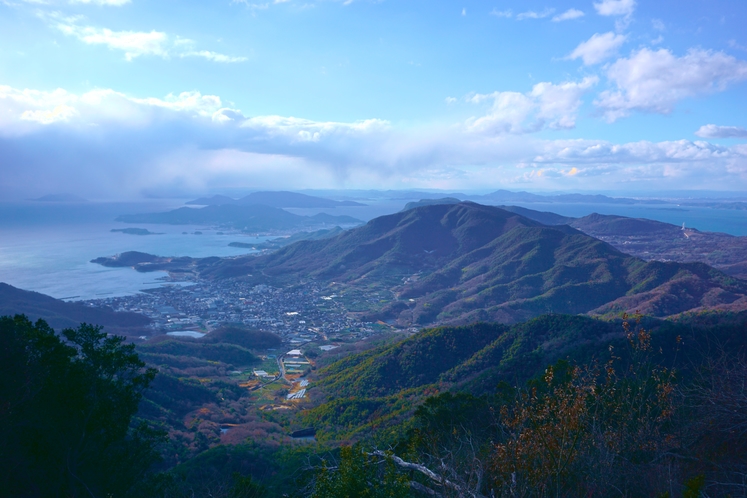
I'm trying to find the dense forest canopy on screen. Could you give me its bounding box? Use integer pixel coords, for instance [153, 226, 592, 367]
[3, 311, 747, 497]
[0, 315, 161, 497]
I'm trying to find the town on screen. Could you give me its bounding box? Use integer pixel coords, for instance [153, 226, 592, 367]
[86, 278, 391, 345]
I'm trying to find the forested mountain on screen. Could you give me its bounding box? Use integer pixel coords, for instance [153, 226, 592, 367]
[4, 308, 747, 496]
[0, 316, 160, 496]
[202, 202, 747, 325]
[401, 200, 747, 280]
[0, 282, 150, 335]
[569, 213, 747, 279]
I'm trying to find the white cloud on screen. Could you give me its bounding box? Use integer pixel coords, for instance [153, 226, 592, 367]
[0, 85, 236, 134]
[593, 0, 635, 17]
[21, 104, 78, 124]
[695, 124, 747, 139]
[444, 96, 457, 104]
[231, 0, 295, 10]
[568, 32, 626, 65]
[467, 91, 536, 134]
[180, 51, 248, 63]
[57, 24, 170, 60]
[527, 139, 747, 188]
[489, 8, 512, 18]
[1, 82, 747, 196]
[531, 78, 599, 128]
[534, 138, 734, 164]
[516, 8, 555, 20]
[466, 77, 598, 133]
[596, 48, 747, 121]
[651, 19, 665, 31]
[70, 0, 131, 5]
[44, 13, 245, 62]
[552, 9, 584, 22]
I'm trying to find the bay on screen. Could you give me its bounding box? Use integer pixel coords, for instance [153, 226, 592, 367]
[0, 201, 270, 300]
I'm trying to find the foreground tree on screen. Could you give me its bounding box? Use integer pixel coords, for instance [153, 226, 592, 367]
[0, 315, 161, 497]
[311, 445, 411, 498]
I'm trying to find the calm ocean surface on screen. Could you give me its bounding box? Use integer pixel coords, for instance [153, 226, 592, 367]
[0, 199, 745, 301]
[0, 201, 269, 300]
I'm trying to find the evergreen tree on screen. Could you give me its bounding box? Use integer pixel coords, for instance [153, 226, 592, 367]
[0, 315, 161, 497]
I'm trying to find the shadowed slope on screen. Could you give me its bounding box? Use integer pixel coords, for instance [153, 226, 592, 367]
[0, 283, 151, 335]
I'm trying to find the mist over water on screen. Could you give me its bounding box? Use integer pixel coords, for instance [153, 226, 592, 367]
[0, 198, 745, 301]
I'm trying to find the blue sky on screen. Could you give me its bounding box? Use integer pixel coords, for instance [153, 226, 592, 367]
[1, 0, 746, 198]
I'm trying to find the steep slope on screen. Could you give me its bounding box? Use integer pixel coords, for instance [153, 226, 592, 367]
[401, 199, 574, 225]
[315, 315, 628, 399]
[497, 205, 575, 225]
[570, 213, 747, 279]
[204, 202, 550, 284]
[305, 312, 747, 441]
[317, 322, 509, 398]
[0, 283, 151, 335]
[571, 212, 678, 235]
[202, 202, 747, 325]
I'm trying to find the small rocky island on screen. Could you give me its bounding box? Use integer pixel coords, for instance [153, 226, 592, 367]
[91, 251, 201, 279]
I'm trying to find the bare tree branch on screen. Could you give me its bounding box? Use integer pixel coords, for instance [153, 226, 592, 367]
[369, 450, 487, 498]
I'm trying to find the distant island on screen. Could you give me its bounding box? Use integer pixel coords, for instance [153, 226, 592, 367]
[31, 194, 88, 203]
[229, 226, 344, 250]
[116, 204, 362, 232]
[186, 190, 367, 208]
[111, 228, 163, 236]
[90, 251, 201, 280]
[396, 190, 747, 212]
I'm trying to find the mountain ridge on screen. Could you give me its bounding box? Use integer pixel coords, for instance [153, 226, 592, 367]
[0, 283, 151, 335]
[199, 202, 747, 325]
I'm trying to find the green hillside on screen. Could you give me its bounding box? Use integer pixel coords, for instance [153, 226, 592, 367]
[0, 282, 151, 335]
[303, 311, 747, 441]
[201, 203, 747, 325]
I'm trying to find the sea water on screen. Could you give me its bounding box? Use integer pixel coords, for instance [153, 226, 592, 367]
[0, 201, 271, 300]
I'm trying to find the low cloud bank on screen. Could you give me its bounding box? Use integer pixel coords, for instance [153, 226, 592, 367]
[1, 84, 746, 198]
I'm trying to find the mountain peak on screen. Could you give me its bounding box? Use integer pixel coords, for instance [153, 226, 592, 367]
[200, 201, 747, 325]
